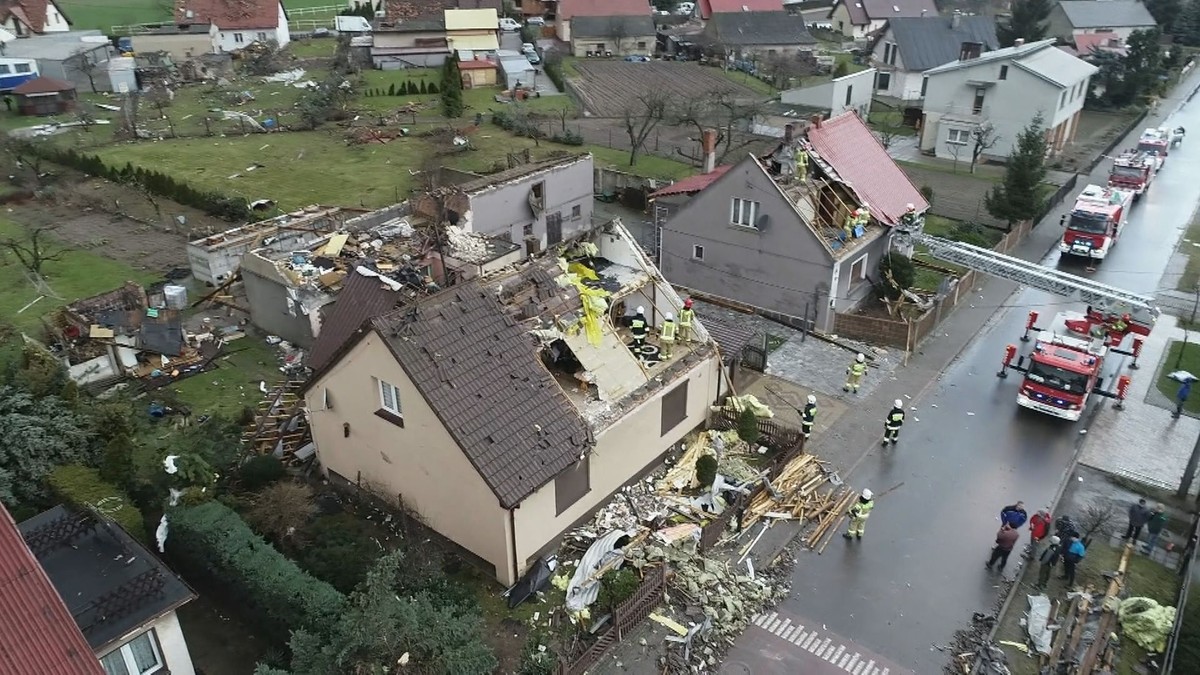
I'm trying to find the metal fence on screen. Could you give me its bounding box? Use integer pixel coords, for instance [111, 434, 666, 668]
[555, 564, 669, 675]
[1160, 512, 1200, 673]
[1030, 173, 1079, 227]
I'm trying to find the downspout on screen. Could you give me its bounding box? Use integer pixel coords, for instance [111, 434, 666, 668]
[509, 507, 519, 585]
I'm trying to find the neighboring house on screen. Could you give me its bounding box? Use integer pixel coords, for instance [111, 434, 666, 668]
[516, 0, 556, 22]
[371, 16, 449, 68]
[703, 11, 816, 59]
[303, 219, 725, 586]
[649, 130, 731, 222]
[0, 0, 70, 36]
[444, 7, 499, 53]
[828, 0, 938, 39]
[0, 31, 115, 93]
[130, 24, 219, 62]
[555, 0, 649, 42]
[699, 0, 780, 20]
[174, 0, 290, 52]
[870, 13, 998, 102]
[919, 38, 1097, 161]
[381, 0, 500, 23]
[11, 74, 74, 115]
[0, 502, 105, 675]
[1047, 0, 1157, 41]
[776, 67, 874, 123]
[1062, 32, 1128, 59]
[569, 15, 656, 56]
[20, 505, 197, 675]
[660, 111, 928, 332]
[0, 56, 38, 91]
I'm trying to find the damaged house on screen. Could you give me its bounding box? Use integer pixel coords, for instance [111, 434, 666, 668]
[303, 220, 726, 586]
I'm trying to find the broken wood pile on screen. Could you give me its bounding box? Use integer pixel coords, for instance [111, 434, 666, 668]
[242, 379, 311, 462]
[738, 454, 848, 547]
[1037, 542, 1132, 673]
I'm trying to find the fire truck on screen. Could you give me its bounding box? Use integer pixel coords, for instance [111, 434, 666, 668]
[1107, 149, 1159, 198]
[1058, 184, 1134, 261]
[1136, 127, 1171, 164]
[893, 218, 1157, 421]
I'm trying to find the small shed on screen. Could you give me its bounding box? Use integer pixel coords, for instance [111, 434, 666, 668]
[11, 76, 76, 116]
[458, 58, 497, 88]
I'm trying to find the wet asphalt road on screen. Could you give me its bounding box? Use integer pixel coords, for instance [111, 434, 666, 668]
[724, 93, 1200, 673]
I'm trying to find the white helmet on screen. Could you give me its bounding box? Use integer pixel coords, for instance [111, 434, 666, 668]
[665, 313, 674, 321]
[856, 353, 865, 363]
[861, 489, 874, 500]
[807, 394, 817, 404]
[636, 306, 645, 314]
[894, 399, 904, 409]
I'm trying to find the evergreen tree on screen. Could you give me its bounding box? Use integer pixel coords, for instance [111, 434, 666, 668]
[441, 54, 464, 117]
[736, 407, 760, 445]
[996, 0, 1052, 47]
[1180, 0, 1200, 45]
[1146, 0, 1184, 35]
[985, 112, 1048, 229]
[419, 79, 428, 94]
[387, 82, 395, 96]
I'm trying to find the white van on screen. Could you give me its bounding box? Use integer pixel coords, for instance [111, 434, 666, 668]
[498, 17, 521, 31]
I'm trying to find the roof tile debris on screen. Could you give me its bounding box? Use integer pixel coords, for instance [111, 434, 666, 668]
[176, 0, 280, 30]
[649, 165, 732, 198]
[0, 503, 103, 675]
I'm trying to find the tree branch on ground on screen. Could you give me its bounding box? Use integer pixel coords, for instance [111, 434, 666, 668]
[623, 90, 671, 166]
[970, 123, 999, 173]
[1, 225, 68, 275]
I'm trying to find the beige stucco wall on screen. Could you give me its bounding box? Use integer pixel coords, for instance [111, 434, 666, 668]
[306, 330, 512, 581]
[511, 355, 721, 571]
[131, 33, 214, 61]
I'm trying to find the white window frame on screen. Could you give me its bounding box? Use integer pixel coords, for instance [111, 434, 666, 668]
[234, 32, 245, 43]
[378, 378, 402, 416]
[14, 63, 31, 73]
[947, 128, 970, 145]
[730, 197, 759, 228]
[99, 631, 163, 675]
[849, 254, 868, 281]
[692, 244, 705, 260]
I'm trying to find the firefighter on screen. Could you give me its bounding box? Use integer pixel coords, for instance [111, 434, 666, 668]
[843, 488, 875, 540]
[679, 299, 695, 342]
[801, 394, 817, 439]
[844, 353, 867, 393]
[630, 306, 648, 350]
[797, 149, 809, 183]
[856, 204, 872, 228]
[843, 211, 857, 239]
[882, 399, 905, 446]
[1111, 313, 1130, 333]
[659, 312, 677, 359]
[899, 202, 919, 229]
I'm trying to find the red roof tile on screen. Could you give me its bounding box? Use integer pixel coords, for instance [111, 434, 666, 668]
[1073, 32, 1127, 56]
[805, 111, 928, 225]
[176, 0, 280, 30]
[558, 0, 652, 22]
[698, 0, 781, 20]
[649, 165, 731, 198]
[0, 0, 68, 34]
[12, 76, 75, 94]
[458, 59, 496, 69]
[0, 504, 104, 675]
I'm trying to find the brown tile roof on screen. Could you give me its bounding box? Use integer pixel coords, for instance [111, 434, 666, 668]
[176, 0, 280, 30]
[308, 269, 407, 373]
[383, 0, 499, 23]
[373, 279, 594, 508]
[12, 76, 75, 95]
[0, 504, 104, 675]
[0, 0, 69, 34]
[558, 0, 652, 21]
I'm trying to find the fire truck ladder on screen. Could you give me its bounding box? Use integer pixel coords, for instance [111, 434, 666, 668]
[895, 225, 1159, 329]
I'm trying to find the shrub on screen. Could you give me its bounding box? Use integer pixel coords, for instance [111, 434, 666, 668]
[596, 568, 640, 611]
[736, 407, 760, 445]
[543, 56, 565, 91]
[419, 79, 428, 94]
[695, 454, 718, 488]
[240, 455, 285, 491]
[245, 482, 315, 542]
[833, 60, 849, 78]
[920, 184, 934, 206]
[387, 82, 396, 96]
[293, 512, 384, 593]
[877, 253, 916, 301]
[167, 501, 345, 641]
[48, 465, 149, 543]
[427, 81, 440, 94]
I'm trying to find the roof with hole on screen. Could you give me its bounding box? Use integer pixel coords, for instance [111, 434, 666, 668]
[0, 503, 103, 675]
[837, 0, 938, 25]
[372, 277, 594, 508]
[12, 75, 74, 94]
[885, 15, 999, 71]
[805, 111, 928, 225]
[175, 0, 282, 30]
[1056, 0, 1156, 28]
[309, 269, 408, 372]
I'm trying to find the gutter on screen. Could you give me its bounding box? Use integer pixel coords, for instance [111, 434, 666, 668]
[509, 507, 519, 585]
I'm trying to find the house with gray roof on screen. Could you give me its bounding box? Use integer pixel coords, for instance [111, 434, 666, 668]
[704, 11, 816, 58]
[569, 15, 656, 56]
[1047, 0, 1157, 41]
[918, 38, 1098, 162]
[302, 219, 725, 586]
[828, 0, 938, 39]
[870, 12, 998, 102]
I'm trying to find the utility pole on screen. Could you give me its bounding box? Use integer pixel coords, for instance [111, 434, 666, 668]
[1178, 429, 1200, 499]
[1176, 282, 1200, 369]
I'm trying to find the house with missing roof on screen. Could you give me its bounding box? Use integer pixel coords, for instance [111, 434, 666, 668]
[303, 219, 725, 586]
[19, 505, 197, 675]
[569, 15, 656, 57]
[828, 0, 938, 39]
[659, 111, 928, 333]
[1047, 0, 1157, 41]
[918, 39, 1097, 162]
[173, 0, 290, 53]
[555, 0, 650, 42]
[702, 10, 816, 59]
[869, 12, 998, 103]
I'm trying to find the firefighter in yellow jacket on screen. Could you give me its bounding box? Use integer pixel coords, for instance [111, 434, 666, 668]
[843, 489, 875, 540]
[679, 299, 695, 342]
[844, 353, 867, 393]
[659, 313, 677, 359]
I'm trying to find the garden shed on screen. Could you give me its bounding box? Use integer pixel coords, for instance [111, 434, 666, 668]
[11, 75, 75, 115]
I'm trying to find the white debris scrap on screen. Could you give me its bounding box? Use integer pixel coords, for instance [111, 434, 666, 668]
[163, 455, 180, 474]
[445, 225, 488, 260]
[263, 68, 306, 84]
[155, 515, 169, 552]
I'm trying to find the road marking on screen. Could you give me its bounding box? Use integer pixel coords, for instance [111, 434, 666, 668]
[775, 619, 792, 637]
[793, 630, 808, 645]
[864, 660, 875, 674]
[852, 661, 865, 675]
[833, 646, 846, 664]
[846, 654, 860, 671]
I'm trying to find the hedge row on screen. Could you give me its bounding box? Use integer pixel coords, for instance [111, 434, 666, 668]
[47, 465, 149, 543]
[167, 500, 345, 640]
[492, 108, 583, 146]
[363, 80, 439, 97]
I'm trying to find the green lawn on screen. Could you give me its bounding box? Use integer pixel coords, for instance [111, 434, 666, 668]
[286, 38, 338, 59]
[868, 108, 916, 136]
[0, 218, 158, 334]
[717, 68, 777, 96]
[1157, 340, 1200, 415]
[1177, 207, 1200, 292]
[170, 336, 282, 418]
[58, 0, 169, 32]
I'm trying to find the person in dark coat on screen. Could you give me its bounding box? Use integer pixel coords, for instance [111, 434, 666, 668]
[1143, 504, 1168, 555]
[1124, 498, 1152, 542]
[986, 524, 1020, 571]
[1000, 501, 1028, 529]
[1036, 536, 1062, 591]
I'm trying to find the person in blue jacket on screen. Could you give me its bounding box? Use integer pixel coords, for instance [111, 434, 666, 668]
[1000, 501, 1029, 529]
[1061, 536, 1086, 587]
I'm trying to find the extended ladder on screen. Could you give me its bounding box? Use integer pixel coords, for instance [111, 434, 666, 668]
[894, 226, 1159, 329]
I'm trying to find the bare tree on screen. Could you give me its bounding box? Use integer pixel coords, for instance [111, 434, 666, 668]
[74, 109, 98, 133]
[245, 482, 316, 544]
[874, 113, 905, 150]
[1, 225, 68, 276]
[1076, 502, 1116, 546]
[3, 137, 47, 187]
[759, 52, 818, 89]
[623, 91, 671, 166]
[605, 17, 630, 55]
[970, 123, 999, 174]
[946, 140, 965, 173]
[144, 86, 177, 137]
[672, 90, 764, 164]
[71, 55, 99, 94]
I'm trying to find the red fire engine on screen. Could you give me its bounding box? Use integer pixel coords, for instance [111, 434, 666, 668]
[1136, 127, 1170, 163]
[1107, 149, 1159, 198]
[1058, 184, 1133, 261]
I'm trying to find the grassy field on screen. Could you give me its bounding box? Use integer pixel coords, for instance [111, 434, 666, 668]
[717, 68, 777, 96]
[1156, 340, 1200, 415]
[867, 108, 916, 136]
[170, 336, 282, 418]
[0, 218, 159, 333]
[1176, 207, 1200, 292]
[59, 0, 341, 31]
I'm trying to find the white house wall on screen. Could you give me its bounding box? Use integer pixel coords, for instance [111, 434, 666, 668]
[43, 2, 69, 32]
[97, 612, 195, 675]
[830, 68, 874, 118]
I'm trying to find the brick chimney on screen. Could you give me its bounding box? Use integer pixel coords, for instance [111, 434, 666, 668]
[810, 114, 823, 129]
[701, 129, 718, 174]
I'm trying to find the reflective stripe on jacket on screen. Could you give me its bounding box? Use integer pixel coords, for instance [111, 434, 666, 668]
[849, 499, 874, 519]
[802, 403, 816, 425]
[631, 318, 647, 335]
[885, 409, 904, 430]
[848, 362, 866, 376]
[660, 320, 676, 341]
[679, 309, 694, 327]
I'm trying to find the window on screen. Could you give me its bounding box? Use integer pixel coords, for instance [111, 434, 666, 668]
[594, 43, 604, 52]
[257, 32, 267, 41]
[523, 222, 534, 236]
[972, 87, 986, 114]
[875, 71, 890, 91]
[234, 32, 244, 43]
[660, 380, 689, 436]
[1059, 90, 1066, 109]
[374, 377, 404, 427]
[100, 631, 162, 675]
[730, 197, 759, 227]
[999, 65, 1008, 80]
[692, 244, 704, 260]
[844, 84, 853, 106]
[947, 128, 970, 145]
[571, 204, 581, 219]
[886, 42, 897, 66]
[848, 254, 868, 282]
[637, 41, 647, 50]
[555, 455, 590, 515]
[14, 63, 30, 73]
[920, 76, 928, 97]
[0, 65, 9, 74]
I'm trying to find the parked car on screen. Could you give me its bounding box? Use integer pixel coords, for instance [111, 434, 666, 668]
[522, 42, 537, 55]
[499, 17, 521, 31]
[624, 54, 650, 62]
[526, 16, 546, 25]
[527, 51, 542, 65]
[311, 27, 331, 37]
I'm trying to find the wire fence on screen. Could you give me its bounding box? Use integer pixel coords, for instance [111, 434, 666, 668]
[1160, 511, 1200, 673]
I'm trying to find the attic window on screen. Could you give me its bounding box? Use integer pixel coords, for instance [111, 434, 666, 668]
[528, 181, 545, 218]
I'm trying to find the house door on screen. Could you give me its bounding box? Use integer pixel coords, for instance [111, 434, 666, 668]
[547, 212, 563, 245]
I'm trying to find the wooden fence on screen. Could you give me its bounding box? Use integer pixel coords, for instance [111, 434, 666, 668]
[555, 564, 669, 675]
[707, 409, 804, 452]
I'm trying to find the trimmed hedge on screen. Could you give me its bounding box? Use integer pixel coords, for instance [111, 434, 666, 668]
[47, 465, 149, 543]
[167, 501, 345, 640]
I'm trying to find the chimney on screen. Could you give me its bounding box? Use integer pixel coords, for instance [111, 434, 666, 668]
[810, 113, 823, 129]
[701, 129, 718, 174]
[1014, 38, 1025, 47]
[959, 41, 982, 60]
[951, 9, 961, 29]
